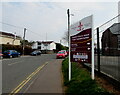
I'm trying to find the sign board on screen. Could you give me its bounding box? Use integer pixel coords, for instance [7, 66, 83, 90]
[70, 15, 92, 63]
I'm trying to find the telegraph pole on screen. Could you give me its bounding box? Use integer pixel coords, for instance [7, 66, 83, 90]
[46, 32, 47, 54]
[23, 28, 27, 55]
[67, 9, 71, 81]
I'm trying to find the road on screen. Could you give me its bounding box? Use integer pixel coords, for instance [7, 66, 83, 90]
[2, 54, 59, 93]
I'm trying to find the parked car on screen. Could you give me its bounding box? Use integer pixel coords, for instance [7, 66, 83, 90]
[3, 50, 21, 58]
[0, 51, 3, 59]
[56, 51, 66, 59]
[66, 50, 69, 56]
[30, 50, 41, 56]
[60, 50, 68, 57]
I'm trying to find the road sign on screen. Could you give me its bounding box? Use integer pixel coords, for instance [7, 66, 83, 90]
[70, 15, 92, 63]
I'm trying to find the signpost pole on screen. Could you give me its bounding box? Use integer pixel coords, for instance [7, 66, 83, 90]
[91, 15, 95, 80]
[67, 9, 71, 81]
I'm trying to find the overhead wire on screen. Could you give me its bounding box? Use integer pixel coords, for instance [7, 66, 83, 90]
[0, 21, 44, 39]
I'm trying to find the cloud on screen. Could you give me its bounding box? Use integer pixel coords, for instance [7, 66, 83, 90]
[1, 0, 120, 2]
[1, 1, 119, 45]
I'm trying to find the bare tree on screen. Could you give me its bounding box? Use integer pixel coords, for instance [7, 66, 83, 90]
[62, 31, 68, 43]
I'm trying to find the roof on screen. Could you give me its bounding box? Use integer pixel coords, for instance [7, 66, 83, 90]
[0, 31, 21, 39]
[41, 41, 54, 44]
[109, 23, 120, 34]
[36, 41, 54, 44]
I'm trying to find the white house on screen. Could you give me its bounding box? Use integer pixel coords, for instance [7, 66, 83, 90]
[32, 41, 56, 51]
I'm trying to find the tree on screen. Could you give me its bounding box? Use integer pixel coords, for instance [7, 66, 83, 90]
[20, 40, 35, 46]
[56, 43, 68, 51]
[62, 31, 68, 43]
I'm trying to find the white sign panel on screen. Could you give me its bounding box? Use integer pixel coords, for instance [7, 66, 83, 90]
[70, 15, 92, 36]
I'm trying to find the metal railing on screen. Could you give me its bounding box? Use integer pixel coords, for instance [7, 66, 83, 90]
[94, 14, 120, 82]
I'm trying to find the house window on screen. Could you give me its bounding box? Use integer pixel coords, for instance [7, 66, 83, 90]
[38, 46, 41, 49]
[7, 42, 10, 44]
[38, 42, 41, 45]
[44, 44, 48, 46]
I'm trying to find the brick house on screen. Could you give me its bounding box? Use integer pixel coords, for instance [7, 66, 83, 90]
[101, 23, 120, 56]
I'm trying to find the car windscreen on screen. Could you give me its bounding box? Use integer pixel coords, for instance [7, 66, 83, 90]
[58, 52, 64, 54]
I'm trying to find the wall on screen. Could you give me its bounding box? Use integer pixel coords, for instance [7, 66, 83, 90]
[41, 43, 50, 50]
[0, 36, 20, 45]
[31, 42, 38, 49]
[50, 42, 56, 50]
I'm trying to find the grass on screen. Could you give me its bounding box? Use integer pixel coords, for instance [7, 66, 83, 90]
[62, 58, 114, 95]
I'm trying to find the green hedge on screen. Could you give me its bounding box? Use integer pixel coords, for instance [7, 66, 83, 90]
[62, 58, 114, 95]
[2, 44, 32, 55]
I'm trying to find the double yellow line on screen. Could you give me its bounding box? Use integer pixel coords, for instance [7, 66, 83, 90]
[9, 62, 48, 95]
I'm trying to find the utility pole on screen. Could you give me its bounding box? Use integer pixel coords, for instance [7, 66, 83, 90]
[46, 32, 47, 54]
[12, 32, 16, 45]
[23, 28, 27, 55]
[67, 9, 71, 81]
[60, 40, 62, 44]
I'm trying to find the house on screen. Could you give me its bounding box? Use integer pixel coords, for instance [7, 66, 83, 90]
[32, 41, 56, 53]
[0, 31, 21, 45]
[101, 23, 120, 56]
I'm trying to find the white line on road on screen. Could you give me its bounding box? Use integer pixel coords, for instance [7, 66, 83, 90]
[8, 61, 23, 66]
[9, 62, 48, 95]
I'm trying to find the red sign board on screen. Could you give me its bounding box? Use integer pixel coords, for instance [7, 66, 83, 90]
[70, 16, 92, 63]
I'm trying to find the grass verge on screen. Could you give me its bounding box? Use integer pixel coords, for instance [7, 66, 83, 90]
[62, 58, 114, 95]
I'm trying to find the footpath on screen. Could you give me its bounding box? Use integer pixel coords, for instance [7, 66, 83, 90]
[25, 59, 63, 94]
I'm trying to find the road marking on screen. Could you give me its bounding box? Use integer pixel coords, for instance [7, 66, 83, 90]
[9, 62, 48, 95]
[8, 61, 23, 66]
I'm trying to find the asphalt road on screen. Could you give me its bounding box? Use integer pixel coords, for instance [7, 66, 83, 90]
[2, 54, 57, 93]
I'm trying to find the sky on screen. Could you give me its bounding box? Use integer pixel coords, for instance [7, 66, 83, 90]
[0, 0, 120, 46]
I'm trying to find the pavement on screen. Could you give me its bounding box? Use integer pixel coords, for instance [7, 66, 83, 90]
[24, 59, 64, 94]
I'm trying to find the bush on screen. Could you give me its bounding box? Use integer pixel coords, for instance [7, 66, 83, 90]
[62, 58, 113, 95]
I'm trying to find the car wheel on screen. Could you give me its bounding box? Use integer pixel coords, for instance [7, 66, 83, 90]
[0, 56, 3, 59]
[10, 55, 12, 58]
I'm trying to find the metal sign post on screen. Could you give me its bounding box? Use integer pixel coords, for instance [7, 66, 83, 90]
[91, 15, 94, 80]
[67, 9, 71, 81]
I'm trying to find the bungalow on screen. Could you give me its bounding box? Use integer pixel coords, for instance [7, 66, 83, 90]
[0, 31, 21, 45]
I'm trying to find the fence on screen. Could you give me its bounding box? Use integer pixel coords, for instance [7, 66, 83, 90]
[94, 14, 120, 83]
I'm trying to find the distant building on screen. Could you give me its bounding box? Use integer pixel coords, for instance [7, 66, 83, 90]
[101, 23, 120, 56]
[0, 31, 21, 45]
[32, 41, 56, 53]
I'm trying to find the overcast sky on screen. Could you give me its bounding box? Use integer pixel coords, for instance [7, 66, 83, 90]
[1, 0, 120, 45]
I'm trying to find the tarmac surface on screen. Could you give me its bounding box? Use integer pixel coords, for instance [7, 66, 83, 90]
[25, 59, 63, 94]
